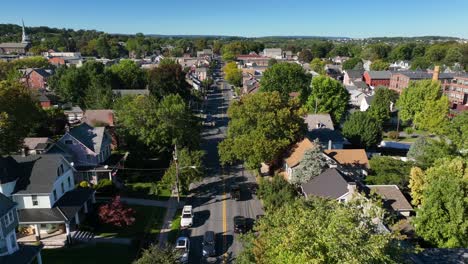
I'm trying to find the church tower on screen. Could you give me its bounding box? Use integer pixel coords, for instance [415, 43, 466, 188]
[21, 19, 30, 44]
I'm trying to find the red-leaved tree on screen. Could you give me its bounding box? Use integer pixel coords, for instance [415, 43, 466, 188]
[98, 196, 136, 227]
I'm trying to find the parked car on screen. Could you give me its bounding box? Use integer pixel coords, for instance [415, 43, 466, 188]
[202, 231, 216, 258]
[181, 205, 193, 228]
[203, 114, 215, 127]
[175, 236, 190, 263]
[230, 184, 241, 201]
[234, 216, 246, 234]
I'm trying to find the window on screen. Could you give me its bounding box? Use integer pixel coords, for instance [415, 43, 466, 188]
[57, 164, 64, 177]
[65, 140, 73, 145]
[7, 211, 14, 225]
[61, 182, 65, 194]
[53, 190, 57, 201]
[68, 177, 72, 188]
[9, 234, 16, 250]
[32, 195, 38, 206]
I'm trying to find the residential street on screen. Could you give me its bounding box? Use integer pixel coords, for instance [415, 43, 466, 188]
[187, 65, 264, 263]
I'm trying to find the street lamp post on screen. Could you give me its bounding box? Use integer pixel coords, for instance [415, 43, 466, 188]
[173, 144, 197, 203]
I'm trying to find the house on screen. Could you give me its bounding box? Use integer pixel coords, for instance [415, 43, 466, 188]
[44, 51, 83, 67]
[283, 138, 317, 182]
[0, 154, 95, 248]
[194, 67, 208, 81]
[196, 49, 213, 59]
[0, 21, 30, 55]
[301, 168, 357, 202]
[363, 71, 392, 88]
[282, 50, 293, 60]
[389, 69, 454, 94]
[389, 60, 410, 71]
[360, 94, 375, 111]
[0, 193, 43, 264]
[82, 110, 115, 127]
[242, 78, 260, 95]
[263, 48, 282, 59]
[22, 138, 54, 155]
[63, 105, 84, 124]
[304, 114, 346, 149]
[367, 185, 413, 217]
[20, 68, 53, 90]
[301, 169, 413, 217]
[324, 149, 370, 177]
[331, 56, 350, 65]
[343, 70, 364, 86]
[237, 54, 270, 67]
[34, 92, 52, 109]
[48, 123, 114, 184]
[325, 65, 343, 80]
[442, 73, 468, 109]
[347, 88, 367, 108]
[112, 89, 150, 97]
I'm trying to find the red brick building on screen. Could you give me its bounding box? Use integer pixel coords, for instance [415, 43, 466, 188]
[363, 71, 392, 87]
[443, 74, 468, 109]
[390, 71, 454, 94]
[21, 68, 53, 90]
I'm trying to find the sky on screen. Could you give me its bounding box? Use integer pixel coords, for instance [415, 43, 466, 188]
[1, 0, 468, 38]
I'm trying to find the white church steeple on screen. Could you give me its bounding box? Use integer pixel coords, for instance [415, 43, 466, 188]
[21, 19, 30, 44]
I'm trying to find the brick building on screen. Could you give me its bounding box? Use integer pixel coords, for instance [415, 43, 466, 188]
[21, 68, 53, 90]
[363, 71, 392, 88]
[389, 71, 454, 94]
[442, 74, 468, 108]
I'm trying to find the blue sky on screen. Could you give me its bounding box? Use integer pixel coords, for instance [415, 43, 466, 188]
[2, 0, 468, 38]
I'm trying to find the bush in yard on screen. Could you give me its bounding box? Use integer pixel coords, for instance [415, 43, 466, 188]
[98, 196, 136, 227]
[404, 127, 414, 136]
[133, 245, 181, 264]
[387, 131, 399, 140]
[94, 179, 116, 195]
[257, 175, 297, 211]
[79, 181, 90, 188]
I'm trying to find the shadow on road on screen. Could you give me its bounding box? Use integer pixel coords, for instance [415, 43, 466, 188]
[193, 210, 211, 228]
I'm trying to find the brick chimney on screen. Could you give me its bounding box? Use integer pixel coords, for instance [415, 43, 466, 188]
[347, 182, 357, 198]
[432, 65, 440, 81]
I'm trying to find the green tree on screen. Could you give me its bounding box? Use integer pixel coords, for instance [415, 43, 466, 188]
[238, 199, 405, 264]
[425, 44, 447, 63]
[342, 111, 382, 148]
[268, 58, 278, 67]
[365, 156, 414, 192]
[291, 145, 327, 185]
[257, 175, 297, 211]
[147, 59, 190, 100]
[368, 87, 399, 123]
[407, 136, 455, 169]
[259, 62, 311, 102]
[413, 95, 449, 134]
[309, 58, 325, 74]
[0, 81, 43, 154]
[218, 92, 305, 169]
[342, 57, 361, 70]
[305, 76, 349, 123]
[361, 43, 391, 61]
[298, 49, 313, 62]
[162, 148, 204, 193]
[445, 111, 468, 151]
[223, 61, 243, 87]
[444, 46, 463, 65]
[389, 43, 415, 61]
[370, 59, 390, 71]
[109, 59, 146, 90]
[133, 245, 180, 264]
[410, 57, 431, 70]
[408, 167, 425, 206]
[396, 80, 441, 123]
[413, 157, 468, 248]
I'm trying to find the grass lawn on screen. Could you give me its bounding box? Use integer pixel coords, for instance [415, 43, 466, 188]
[124, 182, 172, 201]
[382, 136, 418, 143]
[40, 243, 138, 264]
[167, 209, 182, 244]
[94, 205, 166, 239]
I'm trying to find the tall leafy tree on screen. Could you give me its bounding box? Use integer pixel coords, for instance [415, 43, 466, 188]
[368, 87, 399, 124]
[223, 61, 242, 87]
[257, 175, 296, 211]
[413, 95, 449, 134]
[147, 59, 190, 99]
[305, 76, 349, 123]
[260, 62, 311, 102]
[133, 245, 181, 264]
[290, 145, 327, 185]
[109, 59, 146, 90]
[370, 59, 390, 71]
[396, 80, 441, 123]
[445, 111, 468, 151]
[218, 92, 305, 169]
[342, 111, 382, 148]
[413, 157, 468, 248]
[365, 156, 414, 192]
[408, 167, 425, 207]
[298, 49, 313, 62]
[162, 148, 204, 193]
[407, 136, 455, 169]
[238, 199, 405, 264]
[309, 58, 325, 74]
[342, 57, 362, 70]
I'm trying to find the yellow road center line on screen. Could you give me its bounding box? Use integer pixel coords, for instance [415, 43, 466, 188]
[222, 174, 228, 263]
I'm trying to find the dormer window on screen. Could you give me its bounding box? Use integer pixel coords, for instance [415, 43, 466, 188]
[32, 195, 38, 206]
[57, 164, 64, 177]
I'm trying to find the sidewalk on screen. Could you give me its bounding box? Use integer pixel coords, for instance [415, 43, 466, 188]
[158, 188, 184, 247]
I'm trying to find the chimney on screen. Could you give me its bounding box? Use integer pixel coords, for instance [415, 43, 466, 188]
[432, 65, 440, 81]
[21, 148, 27, 157]
[108, 111, 114, 126]
[347, 182, 357, 198]
[328, 140, 332, 150]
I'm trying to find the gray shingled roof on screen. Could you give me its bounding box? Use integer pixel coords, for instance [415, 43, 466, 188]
[17, 208, 66, 223]
[0, 156, 21, 184]
[398, 71, 454, 80]
[12, 154, 65, 195]
[345, 70, 364, 79]
[307, 129, 345, 144]
[301, 168, 351, 199]
[0, 244, 43, 264]
[304, 114, 335, 131]
[367, 71, 392, 79]
[0, 43, 29, 48]
[69, 123, 110, 153]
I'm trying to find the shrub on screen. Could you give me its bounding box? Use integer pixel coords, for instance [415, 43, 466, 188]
[79, 181, 90, 188]
[404, 127, 414, 136]
[98, 196, 135, 227]
[94, 179, 116, 195]
[387, 131, 399, 140]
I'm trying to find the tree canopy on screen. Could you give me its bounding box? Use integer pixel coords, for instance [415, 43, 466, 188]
[223, 61, 242, 87]
[407, 136, 455, 169]
[109, 59, 146, 90]
[290, 145, 327, 185]
[133, 245, 181, 264]
[342, 111, 382, 148]
[259, 62, 311, 102]
[370, 60, 390, 71]
[305, 76, 349, 123]
[413, 157, 468, 248]
[237, 198, 405, 264]
[147, 59, 191, 100]
[445, 111, 468, 151]
[368, 86, 399, 124]
[365, 156, 414, 192]
[218, 92, 305, 169]
[257, 175, 297, 211]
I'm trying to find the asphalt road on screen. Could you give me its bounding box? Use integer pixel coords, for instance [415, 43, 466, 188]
[186, 64, 264, 264]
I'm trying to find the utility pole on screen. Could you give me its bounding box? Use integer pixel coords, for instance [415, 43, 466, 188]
[173, 144, 181, 203]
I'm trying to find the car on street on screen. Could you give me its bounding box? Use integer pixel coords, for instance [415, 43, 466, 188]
[202, 231, 216, 258]
[230, 184, 241, 201]
[203, 114, 215, 127]
[234, 216, 247, 234]
[176, 236, 190, 263]
[181, 205, 193, 228]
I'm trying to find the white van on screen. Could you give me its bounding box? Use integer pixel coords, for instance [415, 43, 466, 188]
[180, 205, 193, 228]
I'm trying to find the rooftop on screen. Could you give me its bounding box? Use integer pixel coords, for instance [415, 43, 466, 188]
[304, 114, 334, 131]
[324, 149, 369, 168]
[367, 185, 413, 212]
[366, 71, 392, 79]
[301, 168, 351, 199]
[284, 138, 317, 168]
[68, 123, 111, 153]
